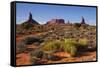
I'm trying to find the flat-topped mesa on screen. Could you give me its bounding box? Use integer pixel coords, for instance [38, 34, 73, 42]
[23, 12, 39, 25]
[46, 19, 65, 25]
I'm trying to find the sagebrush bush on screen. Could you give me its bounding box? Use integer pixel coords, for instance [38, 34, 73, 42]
[41, 40, 63, 52]
[21, 23, 33, 29]
[74, 23, 81, 29]
[41, 39, 77, 57]
[30, 50, 44, 59]
[23, 36, 43, 45]
[63, 39, 77, 56]
[76, 38, 88, 51]
[78, 38, 88, 47]
[16, 42, 26, 54]
[29, 50, 48, 64]
[64, 39, 77, 45]
[16, 29, 22, 34]
[40, 38, 88, 57]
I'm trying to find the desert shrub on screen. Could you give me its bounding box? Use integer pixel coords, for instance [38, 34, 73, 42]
[41, 39, 78, 57]
[41, 39, 88, 57]
[77, 38, 88, 51]
[32, 25, 44, 32]
[29, 50, 49, 64]
[69, 45, 77, 56]
[30, 50, 44, 59]
[16, 29, 22, 34]
[63, 39, 77, 56]
[74, 23, 81, 29]
[78, 38, 88, 47]
[47, 55, 61, 61]
[23, 36, 43, 45]
[41, 40, 63, 52]
[81, 24, 89, 29]
[21, 23, 33, 30]
[16, 42, 26, 54]
[64, 39, 77, 45]
[31, 59, 47, 64]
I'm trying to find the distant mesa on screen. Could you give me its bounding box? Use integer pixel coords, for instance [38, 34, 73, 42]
[46, 19, 65, 25]
[22, 12, 39, 25]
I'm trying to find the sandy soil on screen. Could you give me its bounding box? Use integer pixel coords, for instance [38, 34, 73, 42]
[16, 51, 96, 65]
[16, 34, 96, 66]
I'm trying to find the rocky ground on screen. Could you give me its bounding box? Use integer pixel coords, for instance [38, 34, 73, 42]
[16, 49, 96, 65]
[16, 24, 97, 66]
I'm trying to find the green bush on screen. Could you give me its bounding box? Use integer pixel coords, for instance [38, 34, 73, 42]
[41, 39, 77, 57]
[78, 38, 88, 47]
[63, 39, 77, 56]
[40, 38, 88, 57]
[76, 38, 88, 51]
[41, 40, 63, 52]
[64, 39, 77, 45]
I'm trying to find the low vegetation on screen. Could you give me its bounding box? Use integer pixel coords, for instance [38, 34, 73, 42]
[22, 36, 43, 45]
[41, 40, 63, 52]
[16, 42, 26, 54]
[16, 21, 96, 65]
[21, 23, 33, 30]
[30, 38, 88, 59]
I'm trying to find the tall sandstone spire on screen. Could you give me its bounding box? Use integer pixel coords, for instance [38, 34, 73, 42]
[24, 12, 39, 25]
[29, 12, 32, 20]
[81, 17, 86, 24]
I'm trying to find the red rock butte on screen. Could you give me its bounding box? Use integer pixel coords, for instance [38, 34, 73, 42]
[46, 19, 65, 25]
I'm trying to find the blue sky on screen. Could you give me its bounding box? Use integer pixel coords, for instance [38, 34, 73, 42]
[16, 3, 96, 25]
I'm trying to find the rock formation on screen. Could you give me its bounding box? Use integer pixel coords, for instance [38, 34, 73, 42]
[46, 19, 65, 25]
[81, 17, 86, 25]
[23, 12, 39, 25]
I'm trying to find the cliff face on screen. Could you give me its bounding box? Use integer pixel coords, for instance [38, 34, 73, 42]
[46, 19, 65, 25]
